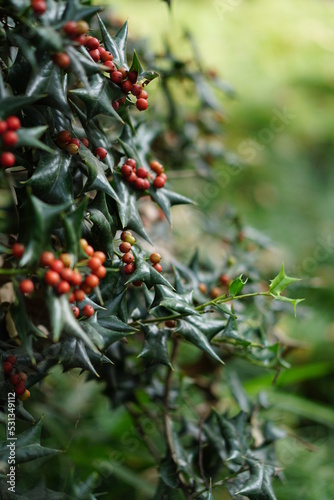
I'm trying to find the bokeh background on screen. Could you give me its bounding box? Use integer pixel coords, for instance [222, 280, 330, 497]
[26, 1, 334, 498]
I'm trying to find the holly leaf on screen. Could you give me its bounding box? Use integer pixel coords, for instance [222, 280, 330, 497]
[129, 50, 159, 84]
[151, 284, 198, 316]
[125, 248, 173, 289]
[63, 198, 88, 262]
[17, 126, 54, 154]
[176, 318, 224, 364]
[61, 0, 101, 21]
[214, 410, 244, 472]
[148, 186, 194, 224]
[229, 274, 248, 297]
[98, 16, 129, 68]
[138, 323, 171, 367]
[269, 264, 304, 315]
[59, 337, 100, 376]
[236, 458, 277, 500]
[0, 95, 46, 120]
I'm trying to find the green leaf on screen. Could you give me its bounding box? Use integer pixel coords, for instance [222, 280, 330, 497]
[151, 284, 198, 316]
[0, 95, 46, 120]
[125, 248, 173, 289]
[17, 126, 54, 154]
[78, 145, 120, 203]
[269, 263, 304, 315]
[214, 410, 244, 472]
[61, 0, 101, 21]
[98, 16, 129, 68]
[59, 337, 100, 376]
[45, 288, 65, 343]
[148, 186, 194, 225]
[229, 274, 248, 297]
[138, 324, 171, 367]
[63, 198, 88, 262]
[236, 458, 277, 500]
[129, 50, 159, 84]
[88, 192, 117, 258]
[176, 319, 224, 364]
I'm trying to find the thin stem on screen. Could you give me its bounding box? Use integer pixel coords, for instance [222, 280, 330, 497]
[0, 268, 29, 275]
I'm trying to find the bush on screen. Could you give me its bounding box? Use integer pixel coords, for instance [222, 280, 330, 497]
[0, 1, 302, 498]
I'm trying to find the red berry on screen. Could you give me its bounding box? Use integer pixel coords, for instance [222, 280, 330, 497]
[126, 172, 137, 183]
[122, 253, 134, 264]
[122, 80, 133, 93]
[121, 164, 132, 177]
[74, 289, 85, 302]
[50, 259, 64, 273]
[93, 265, 106, 279]
[95, 147, 107, 159]
[98, 46, 106, 57]
[85, 274, 99, 289]
[211, 287, 222, 299]
[12, 243, 25, 259]
[165, 320, 177, 328]
[18, 372, 27, 382]
[6, 356, 17, 365]
[133, 281, 142, 287]
[0, 120, 8, 134]
[40, 251, 55, 267]
[44, 270, 60, 286]
[66, 143, 79, 155]
[126, 158, 136, 169]
[9, 374, 21, 386]
[124, 263, 135, 274]
[57, 281, 70, 295]
[100, 51, 113, 62]
[31, 0, 46, 15]
[134, 178, 146, 191]
[150, 252, 161, 264]
[93, 251, 106, 263]
[104, 60, 116, 72]
[142, 179, 150, 190]
[131, 84, 142, 97]
[60, 253, 72, 267]
[6, 116, 21, 131]
[128, 71, 138, 83]
[82, 35, 92, 46]
[63, 21, 78, 36]
[121, 231, 136, 245]
[2, 131, 18, 147]
[85, 245, 94, 257]
[153, 175, 166, 189]
[220, 274, 230, 286]
[69, 138, 81, 148]
[57, 130, 71, 143]
[82, 305, 94, 317]
[138, 89, 148, 100]
[119, 242, 132, 253]
[19, 279, 34, 294]
[86, 37, 100, 50]
[88, 257, 102, 271]
[73, 35, 86, 45]
[112, 101, 120, 110]
[136, 167, 148, 179]
[52, 52, 71, 69]
[119, 97, 126, 105]
[69, 292, 75, 303]
[89, 49, 100, 62]
[80, 238, 88, 251]
[75, 20, 89, 35]
[198, 283, 207, 294]
[81, 137, 89, 147]
[70, 271, 82, 286]
[118, 67, 128, 79]
[3, 362, 13, 375]
[60, 268, 74, 282]
[80, 283, 92, 294]
[110, 71, 123, 84]
[153, 263, 162, 273]
[72, 306, 80, 318]
[136, 98, 148, 111]
[159, 173, 167, 182]
[14, 382, 26, 395]
[150, 160, 164, 175]
[0, 152, 16, 168]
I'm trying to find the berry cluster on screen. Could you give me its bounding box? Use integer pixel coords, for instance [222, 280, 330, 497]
[150, 252, 162, 273]
[120, 158, 167, 191]
[119, 231, 136, 275]
[3, 356, 30, 401]
[31, 0, 47, 16]
[0, 116, 21, 169]
[55, 130, 107, 159]
[52, 20, 90, 69]
[197, 274, 231, 299]
[12, 240, 107, 319]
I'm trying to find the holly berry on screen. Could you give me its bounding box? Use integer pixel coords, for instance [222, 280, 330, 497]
[50, 259, 64, 273]
[93, 265, 106, 279]
[63, 21, 78, 36]
[74, 289, 85, 302]
[19, 279, 34, 294]
[128, 71, 138, 83]
[93, 251, 106, 264]
[2, 131, 18, 147]
[66, 143, 79, 155]
[210, 287, 221, 299]
[153, 175, 166, 189]
[100, 50, 113, 62]
[81, 137, 89, 147]
[60, 268, 74, 282]
[137, 167, 148, 179]
[138, 89, 148, 100]
[82, 305, 94, 318]
[72, 306, 80, 318]
[40, 251, 55, 267]
[84, 274, 99, 289]
[3, 362, 13, 375]
[0, 152, 16, 169]
[150, 253, 161, 264]
[121, 230, 136, 245]
[18, 389, 30, 401]
[86, 37, 100, 50]
[122, 80, 133, 93]
[126, 172, 137, 183]
[119, 67, 128, 79]
[69, 138, 81, 148]
[9, 374, 21, 386]
[89, 49, 100, 62]
[95, 147, 107, 159]
[111, 71, 123, 84]
[153, 263, 162, 273]
[31, 0, 47, 16]
[104, 61, 116, 72]
[6, 116, 21, 131]
[18, 372, 27, 382]
[220, 274, 230, 286]
[57, 281, 71, 295]
[136, 99, 148, 111]
[44, 270, 61, 286]
[131, 84, 142, 97]
[85, 245, 94, 257]
[125, 158, 136, 169]
[124, 263, 136, 274]
[60, 253, 72, 267]
[0, 121, 8, 134]
[76, 20, 89, 35]
[70, 271, 82, 286]
[165, 320, 177, 328]
[119, 242, 132, 253]
[112, 101, 120, 111]
[80, 238, 89, 251]
[88, 257, 102, 271]
[134, 178, 146, 191]
[14, 382, 26, 395]
[133, 281, 142, 287]
[122, 253, 134, 264]
[81, 283, 92, 294]
[12, 243, 25, 259]
[150, 160, 164, 175]
[121, 164, 133, 177]
[52, 52, 71, 69]
[57, 130, 71, 143]
[198, 283, 207, 294]
[6, 356, 17, 365]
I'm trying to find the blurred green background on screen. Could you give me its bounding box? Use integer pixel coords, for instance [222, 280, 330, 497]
[25, 1, 334, 498]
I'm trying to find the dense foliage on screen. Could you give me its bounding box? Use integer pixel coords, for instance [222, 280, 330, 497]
[0, 1, 302, 498]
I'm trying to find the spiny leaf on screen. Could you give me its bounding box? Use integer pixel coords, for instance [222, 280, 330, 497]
[138, 323, 171, 367]
[148, 186, 194, 225]
[98, 16, 129, 68]
[236, 458, 277, 500]
[229, 274, 248, 297]
[269, 263, 304, 315]
[176, 319, 224, 364]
